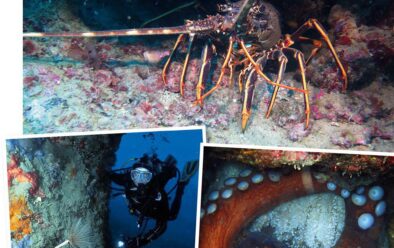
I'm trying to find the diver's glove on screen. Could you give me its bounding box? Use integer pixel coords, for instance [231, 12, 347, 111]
[180, 160, 199, 184]
[164, 155, 177, 168]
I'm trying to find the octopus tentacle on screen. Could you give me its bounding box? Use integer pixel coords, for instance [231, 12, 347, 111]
[199, 168, 386, 248]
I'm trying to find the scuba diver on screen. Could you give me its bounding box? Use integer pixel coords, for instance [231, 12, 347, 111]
[110, 153, 198, 248]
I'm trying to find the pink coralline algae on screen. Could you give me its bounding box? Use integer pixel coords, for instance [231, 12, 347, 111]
[23, 40, 37, 55]
[138, 101, 153, 114]
[23, 76, 39, 88]
[312, 89, 391, 123]
[93, 70, 121, 87]
[370, 124, 392, 141]
[143, 50, 170, 63]
[330, 127, 371, 148]
[287, 123, 311, 142]
[308, 4, 394, 90]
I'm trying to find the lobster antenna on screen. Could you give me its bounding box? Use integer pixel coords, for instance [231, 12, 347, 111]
[140, 1, 197, 28]
[23, 25, 190, 38]
[23, 0, 254, 38]
[231, 0, 254, 29]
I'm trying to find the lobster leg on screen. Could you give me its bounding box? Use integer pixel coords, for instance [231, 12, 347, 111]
[162, 34, 186, 85]
[241, 66, 258, 132]
[195, 42, 215, 106]
[297, 36, 323, 66]
[239, 41, 306, 94]
[180, 34, 195, 96]
[228, 58, 235, 87]
[266, 51, 288, 118]
[297, 52, 311, 128]
[237, 58, 253, 92]
[290, 19, 348, 91]
[238, 65, 248, 93]
[197, 36, 234, 103]
[285, 48, 311, 128]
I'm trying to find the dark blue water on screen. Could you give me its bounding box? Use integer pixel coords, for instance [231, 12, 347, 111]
[109, 130, 202, 248]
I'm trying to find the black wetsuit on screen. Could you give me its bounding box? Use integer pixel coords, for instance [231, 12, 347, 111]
[110, 155, 187, 248]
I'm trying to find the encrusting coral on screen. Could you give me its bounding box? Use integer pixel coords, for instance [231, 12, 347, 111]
[9, 196, 33, 240]
[7, 154, 39, 195]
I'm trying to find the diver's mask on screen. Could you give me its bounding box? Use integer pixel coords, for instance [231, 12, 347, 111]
[130, 167, 153, 186]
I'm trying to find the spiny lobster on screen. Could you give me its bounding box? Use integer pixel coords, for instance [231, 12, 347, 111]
[24, 0, 348, 131]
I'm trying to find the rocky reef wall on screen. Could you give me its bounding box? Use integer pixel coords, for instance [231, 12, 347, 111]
[7, 134, 122, 248]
